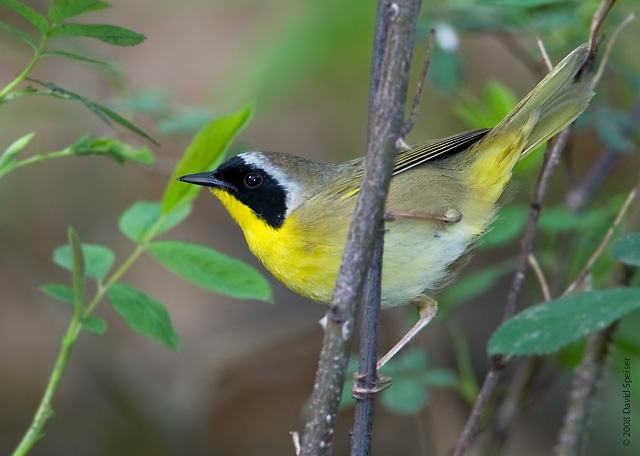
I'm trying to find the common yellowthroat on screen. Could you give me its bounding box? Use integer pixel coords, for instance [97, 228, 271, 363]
[179, 44, 594, 364]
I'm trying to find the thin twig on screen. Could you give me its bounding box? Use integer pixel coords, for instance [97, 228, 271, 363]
[592, 11, 636, 86]
[563, 186, 637, 297]
[400, 28, 435, 139]
[528, 254, 551, 301]
[568, 94, 640, 212]
[452, 127, 574, 456]
[590, 0, 615, 53]
[536, 36, 553, 72]
[498, 32, 546, 79]
[300, 1, 422, 454]
[554, 323, 617, 456]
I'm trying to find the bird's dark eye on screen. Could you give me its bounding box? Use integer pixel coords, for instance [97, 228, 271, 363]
[244, 173, 262, 188]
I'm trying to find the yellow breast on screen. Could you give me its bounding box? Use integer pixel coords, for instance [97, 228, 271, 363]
[213, 189, 344, 303]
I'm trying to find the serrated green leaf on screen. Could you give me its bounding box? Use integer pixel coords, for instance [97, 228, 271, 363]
[0, 0, 48, 34]
[162, 103, 253, 214]
[147, 241, 272, 302]
[49, 0, 111, 24]
[70, 136, 154, 164]
[50, 23, 145, 46]
[107, 283, 179, 350]
[0, 20, 37, 50]
[489, 288, 640, 356]
[82, 317, 107, 334]
[89, 101, 157, 144]
[68, 227, 85, 314]
[42, 50, 109, 66]
[0, 132, 35, 167]
[40, 283, 74, 303]
[119, 201, 191, 243]
[54, 243, 114, 282]
[612, 233, 640, 267]
[381, 377, 428, 415]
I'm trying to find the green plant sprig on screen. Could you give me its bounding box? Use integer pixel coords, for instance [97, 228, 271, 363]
[0, 0, 154, 143]
[13, 104, 272, 456]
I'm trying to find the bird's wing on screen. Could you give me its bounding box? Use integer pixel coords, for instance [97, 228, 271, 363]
[338, 129, 489, 199]
[392, 128, 490, 175]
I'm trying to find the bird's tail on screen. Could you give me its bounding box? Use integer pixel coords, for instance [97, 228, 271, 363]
[463, 43, 594, 202]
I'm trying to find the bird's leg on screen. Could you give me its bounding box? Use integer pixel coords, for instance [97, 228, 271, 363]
[384, 208, 462, 224]
[377, 294, 438, 371]
[352, 295, 438, 396]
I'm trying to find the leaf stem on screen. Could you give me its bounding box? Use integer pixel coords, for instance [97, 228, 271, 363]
[0, 31, 48, 99]
[0, 149, 74, 179]
[11, 216, 166, 456]
[11, 303, 82, 456]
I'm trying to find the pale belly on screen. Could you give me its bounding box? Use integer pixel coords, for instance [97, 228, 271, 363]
[248, 212, 480, 308]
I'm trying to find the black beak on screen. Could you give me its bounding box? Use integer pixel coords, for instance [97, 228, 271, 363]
[177, 171, 235, 192]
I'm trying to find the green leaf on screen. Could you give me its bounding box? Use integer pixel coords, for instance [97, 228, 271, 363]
[50, 23, 145, 46]
[40, 283, 74, 303]
[0, 86, 38, 104]
[89, 101, 158, 144]
[42, 50, 110, 66]
[48, 0, 111, 24]
[119, 201, 191, 243]
[442, 260, 514, 306]
[593, 108, 637, 154]
[488, 288, 640, 356]
[68, 227, 85, 313]
[82, 316, 107, 334]
[27, 78, 156, 144]
[424, 369, 458, 387]
[162, 103, 253, 214]
[27, 78, 115, 125]
[538, 206, 605, 233]
[481, 204, 529, 248]
[157, 108, 216, 135]
[107, 283, 179, 351]
[381, 376, 428, 415]
[147, 241, 272, 302]
[0, 132, 35, 167]
[0, 20, 37, 50]
[612, 233, 640, 267]
[70, 136, 154, 164]
[485, 81, 517, 121]
[429, 46, 463, 94]
[0, 0, 48, 34]
[54, 243, 114, 282]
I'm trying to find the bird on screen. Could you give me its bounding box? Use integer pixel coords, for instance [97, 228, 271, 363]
[178, 43, 594, 371]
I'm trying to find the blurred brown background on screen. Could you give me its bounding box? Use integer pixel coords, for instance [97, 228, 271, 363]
[1, 1, 639, 455]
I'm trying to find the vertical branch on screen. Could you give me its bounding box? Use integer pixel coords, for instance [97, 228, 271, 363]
[554, 324, 617, 456]
[300, 1, 422, 455]
[452, 127, 574, 456]
[351, 225, 384, 455]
